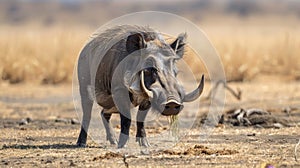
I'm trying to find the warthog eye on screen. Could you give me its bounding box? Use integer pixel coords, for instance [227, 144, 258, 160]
[143, 67, 157, 88]
[144, 68, 152, 76]
[144, 68, 157, 76]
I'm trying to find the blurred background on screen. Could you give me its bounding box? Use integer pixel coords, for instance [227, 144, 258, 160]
[1, 0, 299, 84]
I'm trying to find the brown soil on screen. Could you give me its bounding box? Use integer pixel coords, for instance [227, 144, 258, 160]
[0, 81, 300, 167]
[159, 145, 238, 156]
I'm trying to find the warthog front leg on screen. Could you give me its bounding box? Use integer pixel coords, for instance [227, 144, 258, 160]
[113, 88, 132, 148]
[101, 110, 117, 145]
[136, 101, 151, 147]
[118, 113, 131, 148]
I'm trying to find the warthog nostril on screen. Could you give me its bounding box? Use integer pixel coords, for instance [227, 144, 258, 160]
[165, 103, 182, 110]
[162, 102, 183, 116]
[175, 105, 181, 110]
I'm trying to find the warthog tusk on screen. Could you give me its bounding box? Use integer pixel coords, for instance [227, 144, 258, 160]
[140, 70, 153, 99]
[183, 74, 205, 102]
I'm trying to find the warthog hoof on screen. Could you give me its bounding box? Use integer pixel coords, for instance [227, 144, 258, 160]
[76, 142, 86, 148]
[118, 133, 129, 148]
[107, 135, 117, 145]
[136, 137, 151, 147]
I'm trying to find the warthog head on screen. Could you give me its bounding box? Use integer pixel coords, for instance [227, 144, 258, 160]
[125, 31, 204, 116]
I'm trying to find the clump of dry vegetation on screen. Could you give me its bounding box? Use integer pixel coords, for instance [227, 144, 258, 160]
[0, 26, 89, 84]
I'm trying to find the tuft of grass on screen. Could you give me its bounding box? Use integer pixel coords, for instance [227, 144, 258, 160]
[168, 115, 179, 140]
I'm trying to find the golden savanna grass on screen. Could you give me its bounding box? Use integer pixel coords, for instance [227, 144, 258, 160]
[205, 23, 300, 81]
[1, 19, 300, 84]
[0, 26, 90, 84]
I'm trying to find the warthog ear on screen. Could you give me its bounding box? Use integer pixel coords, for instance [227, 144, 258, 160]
[126, 33, 146, 54]
[170, 33, 187, 58]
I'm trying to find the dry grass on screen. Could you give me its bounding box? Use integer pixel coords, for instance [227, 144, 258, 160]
[185, 20, 300, 82]
[1, 20, 300, 84]
[209, 25, 300, 81]
[0, 26, 89, 84]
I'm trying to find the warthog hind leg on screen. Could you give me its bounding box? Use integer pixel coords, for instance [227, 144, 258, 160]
[101, 110, 117, 145]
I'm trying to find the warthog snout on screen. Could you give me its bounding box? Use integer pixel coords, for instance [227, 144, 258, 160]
[161, 100, 183, 116]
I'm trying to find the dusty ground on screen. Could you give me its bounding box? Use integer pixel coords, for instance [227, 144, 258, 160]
[0, 79, 300, 167]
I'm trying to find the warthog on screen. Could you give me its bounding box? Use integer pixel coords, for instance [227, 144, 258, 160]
[76, 25, 204, 148]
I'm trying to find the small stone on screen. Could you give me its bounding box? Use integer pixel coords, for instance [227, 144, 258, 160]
[45, 160, 52, 164]
[19, 119, 28, 125]
[273, 123, 283, 129]
[55, 118, 68, 123]
[254, 124, 264, 128]
[71, 119, 80, 125]
[140, 149, 150, 155]
[26, 136, 35, 141]
[247, 133, 256, 136]
[282, 107, 291, 113]
[26, 117, 32, 123]
[69, 160, 76, 167]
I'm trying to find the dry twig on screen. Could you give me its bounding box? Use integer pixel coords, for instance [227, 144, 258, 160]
[203, 80, 241, 101]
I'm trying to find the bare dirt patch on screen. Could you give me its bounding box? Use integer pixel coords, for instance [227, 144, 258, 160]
[0, 81, 300, 167]
[159, 145, 238, 156]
